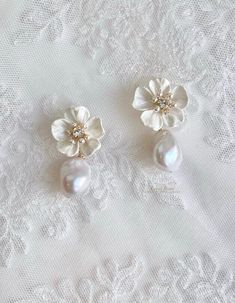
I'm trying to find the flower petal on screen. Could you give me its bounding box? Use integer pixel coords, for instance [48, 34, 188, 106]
[163, 108, 185, 128]
[149, 79, 161, 96]
[64, 106, 90, 124]
[140, 110, 163, 131]
[80, 138, 101, 157]
[57, 141, 79, 157]
[51, 119, 70, 141]
[156, 78, 171, 95]
[85, 117, 105, 139]
[172, 86, 188, 109]
[132, 87, 154, 111]
[63, 107, 79, 123]
[75, 106, 90, 124]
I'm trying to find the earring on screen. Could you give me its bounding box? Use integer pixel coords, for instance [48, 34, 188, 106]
[132, 78, 188, 172]
[51, 106, 105, 196]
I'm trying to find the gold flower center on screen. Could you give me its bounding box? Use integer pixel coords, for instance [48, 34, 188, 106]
[153, 93, 175, 114]
[67, 123, 88, 144]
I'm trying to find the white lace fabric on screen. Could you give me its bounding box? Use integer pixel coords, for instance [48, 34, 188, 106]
[0, 0, 235, 302]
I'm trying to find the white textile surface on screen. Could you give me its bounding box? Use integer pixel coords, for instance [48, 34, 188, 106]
[0, 0, 235, 302]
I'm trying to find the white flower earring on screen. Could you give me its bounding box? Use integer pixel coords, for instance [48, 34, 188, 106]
[51, 106, 105, 196]
[132, 78, 188, 172]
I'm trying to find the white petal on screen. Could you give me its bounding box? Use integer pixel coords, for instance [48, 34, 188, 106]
[80, 138, 101, 157]
[156, 78, 171, 95]
[64, 107, 79, 123]
[85, 117, 105, 139]
[149, 79, 161, 96]
[140, 110, 163, 131]
[75, 106, 90, 124]
[132, 87, 154, 111]
[51, 119, 70, 141]
[57, 141, 79, 157]
[172, 86, 188, 109]
[64, 106, 90, 124]
[163, 108, 185, 128]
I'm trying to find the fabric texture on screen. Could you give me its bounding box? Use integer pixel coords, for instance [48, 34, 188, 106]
[0, 0, 235, 302]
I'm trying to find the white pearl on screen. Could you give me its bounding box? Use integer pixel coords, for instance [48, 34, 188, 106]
[60, 159, 91, 196]
[153, 130, 182, 172]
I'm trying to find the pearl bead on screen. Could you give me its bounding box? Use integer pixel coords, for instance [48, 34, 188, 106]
[153, 130, 182, 172]
[79, 138, 86, 144]
[60, 159, 91, 196]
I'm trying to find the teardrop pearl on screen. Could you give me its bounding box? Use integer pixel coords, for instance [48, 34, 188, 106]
[60, 159, 91, 196]
[153, 130, 182, 172]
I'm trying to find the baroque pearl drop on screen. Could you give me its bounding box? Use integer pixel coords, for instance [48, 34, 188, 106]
[60, 159, 91, 196]
[153, 130, 182, 172]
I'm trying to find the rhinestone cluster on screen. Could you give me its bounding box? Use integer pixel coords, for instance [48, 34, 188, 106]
[67, 123, 88, 144]
[153, 93, 175, 114]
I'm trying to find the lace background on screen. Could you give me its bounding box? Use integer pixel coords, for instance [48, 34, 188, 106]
[0, 0, 235, 302]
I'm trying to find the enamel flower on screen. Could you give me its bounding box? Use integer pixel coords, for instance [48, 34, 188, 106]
[132, 78, 188, 131]
[51, 106, 105, 158]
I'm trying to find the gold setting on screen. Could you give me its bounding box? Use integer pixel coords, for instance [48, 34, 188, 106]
[153, 93, 175, 114]
[66, 122, 88, 144]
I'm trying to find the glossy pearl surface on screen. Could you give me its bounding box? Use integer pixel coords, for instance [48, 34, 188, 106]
[60, 159, 91, 196]
[153, 130, 182, 172]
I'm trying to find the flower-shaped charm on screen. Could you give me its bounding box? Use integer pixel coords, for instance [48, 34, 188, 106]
[51, 106, 105, 158]
[132, 78, 188, 131]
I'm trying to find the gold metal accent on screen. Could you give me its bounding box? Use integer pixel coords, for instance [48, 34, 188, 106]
[77, 152, 86, 159]
[153, 93, 175, 115]
[66, 123, 88, 142]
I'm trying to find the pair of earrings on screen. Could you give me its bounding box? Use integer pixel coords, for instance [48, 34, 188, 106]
[51, 78, 188, 196]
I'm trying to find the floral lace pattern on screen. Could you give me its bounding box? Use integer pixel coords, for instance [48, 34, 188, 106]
[10, 0, 208, 81]
[0, 133, 44, 266]
[13, 0, 198, 82]
[14, 253, 235, 303]
[0, 83, 33, 143]
[12, 1, 235, 86]
[13, 0, 70, 43]
[203, 111, 235, 163]
[189, 1, 235, 163]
